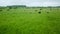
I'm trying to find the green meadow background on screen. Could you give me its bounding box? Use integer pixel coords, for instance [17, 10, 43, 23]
[0, 7, 60, 34]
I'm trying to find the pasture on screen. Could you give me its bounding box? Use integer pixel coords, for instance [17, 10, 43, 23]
[0, 7, 60, 34]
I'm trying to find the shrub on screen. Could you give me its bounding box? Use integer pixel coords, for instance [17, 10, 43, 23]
[40, 9, 42, 10]
[0, 9, 2, 11]
[47, 12, 49, 13]
[35, 10, 37, 11]
[38, 12, 41, 14]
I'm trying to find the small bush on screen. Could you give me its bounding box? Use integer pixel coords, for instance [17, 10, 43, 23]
[47, 12, 49, 13]
[9, 7, 12, 9]
[38, 12, 41, 14]
[40, 9, 42, 10]
[0, 10, 2, 11]
[35, 10, 37, 11]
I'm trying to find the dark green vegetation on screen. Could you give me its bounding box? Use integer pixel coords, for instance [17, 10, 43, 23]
[0, 6, 60, 34]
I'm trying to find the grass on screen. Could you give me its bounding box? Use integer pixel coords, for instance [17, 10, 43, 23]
[0, 7, 60, 34]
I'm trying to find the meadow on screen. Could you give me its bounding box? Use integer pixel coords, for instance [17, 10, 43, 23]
[0, 7, 60, 34]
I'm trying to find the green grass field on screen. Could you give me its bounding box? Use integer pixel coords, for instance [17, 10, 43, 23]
[0, 7, 60, 34]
